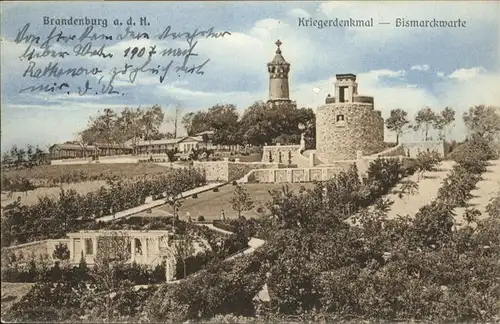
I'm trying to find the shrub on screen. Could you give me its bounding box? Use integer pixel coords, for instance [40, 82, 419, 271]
[192, 193, 198, 199]
[486, 190, 500, 219]
[213, 220, 235, 232]
[197, 215, 205, 222]
[52, 242, 70, 260]
[414, 151, 442, 180]
[213, 187, 219, 192]
[1, 168, 206, 247]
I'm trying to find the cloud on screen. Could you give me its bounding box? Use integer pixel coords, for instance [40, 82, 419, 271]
[288, 8, 311, 19]
[1, 2, 499, 150]
[357, 69, 406, 84]
[446, 67, 487, 81]
[290, 66, 500, 142]
[411, 64, 430, 71]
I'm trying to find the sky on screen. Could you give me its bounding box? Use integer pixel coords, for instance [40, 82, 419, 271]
[1, 1, 499, 152]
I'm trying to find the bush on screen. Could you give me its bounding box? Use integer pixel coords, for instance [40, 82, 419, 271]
[1, 168, 206, 247]
[52, 242, 70, 260]
[192, 193, 198, 199]
[486, 191, 500, 219]
[212, 220, 235, 232]
[197, 215, 205, 222]
[213, 187, 219, 192]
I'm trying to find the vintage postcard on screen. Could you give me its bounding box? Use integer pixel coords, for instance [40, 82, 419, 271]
[1, 1, 499, 323]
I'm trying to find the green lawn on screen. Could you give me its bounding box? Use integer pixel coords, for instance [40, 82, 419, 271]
[152, 183, 314, 221]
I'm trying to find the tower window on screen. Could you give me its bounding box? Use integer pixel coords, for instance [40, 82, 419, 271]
[336, 114, 345, 122]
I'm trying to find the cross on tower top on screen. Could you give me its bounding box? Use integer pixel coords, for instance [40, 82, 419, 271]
[275, 39, 282, 53]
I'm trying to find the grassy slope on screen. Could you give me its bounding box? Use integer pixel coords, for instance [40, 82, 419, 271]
[1, 282, 34, 316]
[154, 183, 314, 220]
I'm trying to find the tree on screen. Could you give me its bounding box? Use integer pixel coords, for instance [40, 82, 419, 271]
[173, 234, 195, 279]
[414, 151, 442, 181]
[239, 101, 315, 146]
[94, 108, 118, 147]
[52, 242, 70, 260]
[432, 107, 455, 141]
[463, 105, 500, 141]
[93, 232, 132, 323]
[142, 105, 166, 146]
[144, 131, 174, 141]
[395, 179, 419, 199]
[166, 104, 183, 138]
[486, 190, 500, 219]
[116, 107, 144, 155]
[385, 109, 410, 145]
[182, 111, 210, 136]
[414, 107, 436, 141]
[229, 185, 255, 219]
[206, 104, 241, 146]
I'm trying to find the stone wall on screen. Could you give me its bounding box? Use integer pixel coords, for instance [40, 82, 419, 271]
[402, 141, 445, 158]
[239, 155, 406, 184]
[194, 160, 284, 182]
[262, 144, 310, 167]
[316, 103, 384, 163]
[3, 239, 69, 261]
[228, 162, 284, 182]
[243, 166, 348, 183]
[369, 143, 406, 157]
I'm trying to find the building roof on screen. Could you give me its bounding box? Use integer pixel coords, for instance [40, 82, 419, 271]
[50, 144, 97, 150]
[135, 136, 204, 146]
[268, 39, 289, 65]
[95, 143, 133, 149]
[50, 143, 133, 150]
[135, 138, 183, 146]
[336, 73, 357, 80]
[177, 136, 203, 143]
[195, 130, 215, 136]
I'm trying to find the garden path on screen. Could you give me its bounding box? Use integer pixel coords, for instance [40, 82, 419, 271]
[384, 160, 455, 219]
[454, 159, 500, 225]
[95, 182, 226, 223]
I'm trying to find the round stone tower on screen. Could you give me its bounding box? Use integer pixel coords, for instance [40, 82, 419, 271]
[267, 40, 291, 104]
[315, 74, 384, 163]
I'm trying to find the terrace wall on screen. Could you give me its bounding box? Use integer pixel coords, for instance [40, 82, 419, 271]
[193, 160, 286, 182]
[3, 239, 69, 261]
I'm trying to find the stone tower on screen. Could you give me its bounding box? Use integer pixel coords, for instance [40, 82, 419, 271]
[267, 40, 291, 104]
[315, 74, 384, 163]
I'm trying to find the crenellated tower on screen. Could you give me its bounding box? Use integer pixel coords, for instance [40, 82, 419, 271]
[267, 40, 291, 104]
[316, 74, 385, 162]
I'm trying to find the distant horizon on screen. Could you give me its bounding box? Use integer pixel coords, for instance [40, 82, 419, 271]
[2, 1, 499, 152]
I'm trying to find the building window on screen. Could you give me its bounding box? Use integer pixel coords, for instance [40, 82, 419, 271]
[85, 238, 93, 255]
[336, 114, 345, 122]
